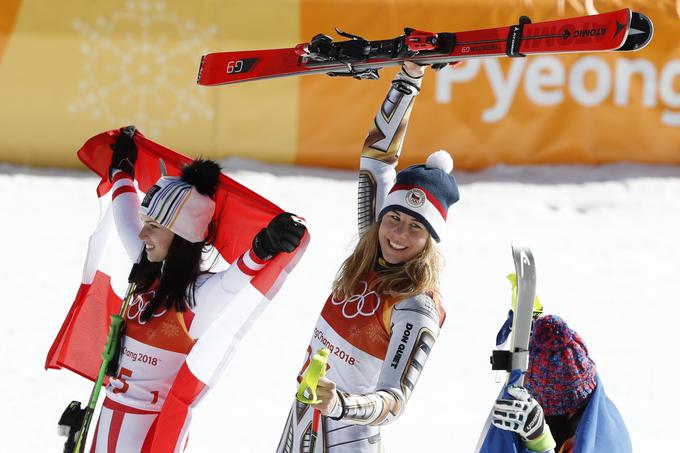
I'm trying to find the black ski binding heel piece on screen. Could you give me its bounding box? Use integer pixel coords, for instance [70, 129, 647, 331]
[327, 66, 380, 80]
[306, 29, 379, 79]
[304, 29, 371, 62]
[58, 401, 86, 453]
[305, 33, 335, 61]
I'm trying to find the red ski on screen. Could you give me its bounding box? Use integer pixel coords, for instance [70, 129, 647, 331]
[197, 8, 652, 86]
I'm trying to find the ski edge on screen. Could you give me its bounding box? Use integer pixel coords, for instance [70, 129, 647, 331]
[509, 244, 536, 387]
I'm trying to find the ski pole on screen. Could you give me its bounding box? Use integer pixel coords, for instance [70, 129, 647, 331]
[296, 348, 330, 452]
[60, 250, 142, 453]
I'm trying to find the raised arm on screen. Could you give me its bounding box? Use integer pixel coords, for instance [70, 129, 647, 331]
[147, 214, 306, 452]
[357, 63, 425, 234]
[189, 212, 306, 337]
[108, 128, 144, 263]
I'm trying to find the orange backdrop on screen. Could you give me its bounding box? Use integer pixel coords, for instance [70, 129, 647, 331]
[0, 1, 678, 170]
[297, 0, 680, 170]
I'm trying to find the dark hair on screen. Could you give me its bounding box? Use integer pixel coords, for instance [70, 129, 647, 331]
[135, 158, 222, 321]
[135, 222, 216, 322]
[544, 401, 588, 450]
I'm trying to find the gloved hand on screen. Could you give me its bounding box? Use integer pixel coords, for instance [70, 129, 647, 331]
[252, 212, 306, 260]
[109, 125, 138, 180]
[492, 385, 546, 441]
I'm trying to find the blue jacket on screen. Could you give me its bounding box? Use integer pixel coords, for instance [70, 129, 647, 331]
[478, 373, 631, 453]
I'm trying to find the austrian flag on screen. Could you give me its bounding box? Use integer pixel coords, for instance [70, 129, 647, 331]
[45, 127, 308, 408]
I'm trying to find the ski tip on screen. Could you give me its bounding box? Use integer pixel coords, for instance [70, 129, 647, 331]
[510, 242, 531, 254]
[196, 55, 206, 85]
[510, 243, 532, 259]
[616, 11, 653, 52]
[510, 243, 535, 276]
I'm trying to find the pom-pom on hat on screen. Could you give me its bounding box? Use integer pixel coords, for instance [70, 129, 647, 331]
[139, 159, 221, 243]
[379, 150, 459, 242]
[525, 315, 597, 416]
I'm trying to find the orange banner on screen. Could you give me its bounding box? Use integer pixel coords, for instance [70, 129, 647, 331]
[0, 0, 300, 168]
[0, 1, 21, 60]
[0, 1, 678, 170]
[297, 0, 680, 170]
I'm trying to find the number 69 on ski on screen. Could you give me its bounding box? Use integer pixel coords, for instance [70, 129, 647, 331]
[196, 8, 652, 86]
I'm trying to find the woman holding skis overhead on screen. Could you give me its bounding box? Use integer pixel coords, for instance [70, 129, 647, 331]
[276, 62, 460, 452]
[89, 133, 306, 452]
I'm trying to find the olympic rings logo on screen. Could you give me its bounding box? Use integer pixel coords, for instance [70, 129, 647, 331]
[126, 290, 166, 325]
[331, 281, 381, 319]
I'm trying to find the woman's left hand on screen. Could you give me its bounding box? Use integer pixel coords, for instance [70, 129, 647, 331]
[315, 376, 339, 416]
[402, 61, 426, 78]
[109, 125, 138, 180]
[252, 212, 306, 260]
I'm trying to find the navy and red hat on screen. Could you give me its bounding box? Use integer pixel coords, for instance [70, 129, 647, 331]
[379, 151, 459, 242]
[525, 315, 597, 416]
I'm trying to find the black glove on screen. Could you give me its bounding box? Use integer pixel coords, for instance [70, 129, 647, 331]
[252, 212, 306, 260]
[109, 125, 138, 181]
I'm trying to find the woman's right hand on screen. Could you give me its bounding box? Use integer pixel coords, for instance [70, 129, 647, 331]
[315, 376, 340, 416]
[109, 125, 138, 180]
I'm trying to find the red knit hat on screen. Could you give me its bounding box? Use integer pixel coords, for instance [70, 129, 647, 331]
[525, 315, 597, 416]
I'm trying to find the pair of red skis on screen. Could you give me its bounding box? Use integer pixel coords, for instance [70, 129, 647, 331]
[197, 8, 652, 86]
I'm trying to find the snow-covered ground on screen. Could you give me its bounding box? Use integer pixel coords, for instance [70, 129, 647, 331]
[1, 159, 678, 452]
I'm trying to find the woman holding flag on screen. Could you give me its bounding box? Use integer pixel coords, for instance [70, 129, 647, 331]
[51, 127, 307, 452]
[275, 62, 460, 452]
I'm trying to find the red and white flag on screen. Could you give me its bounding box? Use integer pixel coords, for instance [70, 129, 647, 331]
[45, 128, 308, 382]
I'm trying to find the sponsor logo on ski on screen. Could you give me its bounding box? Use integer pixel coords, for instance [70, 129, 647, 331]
[224, 57, 258, 75]
[391, 322, 413, 369]
[509, 26, 520, 53]
[613, 21, 626, 39]
[573, 26, 607, 38]
[520, 250, 531, 277]
[470, 44, 500, 53]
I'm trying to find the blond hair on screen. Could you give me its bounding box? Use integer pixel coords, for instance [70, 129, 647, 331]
[331, 222, 441, 301]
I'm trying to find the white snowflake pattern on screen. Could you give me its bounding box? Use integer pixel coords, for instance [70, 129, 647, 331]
[68, 0, 218, 138]
[160, 320, 180, 338]
[347, 325, 362, 341]
[347, 323, 386, 344]
[364, 323, 386, 343]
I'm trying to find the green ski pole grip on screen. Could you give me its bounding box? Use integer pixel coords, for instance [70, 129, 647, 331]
[103, 314, 124, 362]
[296, 348, 330, 405]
